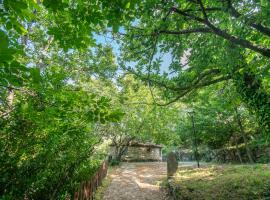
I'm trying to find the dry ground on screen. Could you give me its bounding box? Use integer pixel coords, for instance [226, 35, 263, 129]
[102, 162, 169, 200]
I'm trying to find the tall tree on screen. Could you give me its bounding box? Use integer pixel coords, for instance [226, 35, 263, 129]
[116, 0, 270, 133]
[96, 74, 180, 161]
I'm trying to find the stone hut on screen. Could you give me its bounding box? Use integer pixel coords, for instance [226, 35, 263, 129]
[110, 142, 163, 162]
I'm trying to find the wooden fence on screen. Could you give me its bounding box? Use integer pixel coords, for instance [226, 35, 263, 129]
[73, 160, 109, 200]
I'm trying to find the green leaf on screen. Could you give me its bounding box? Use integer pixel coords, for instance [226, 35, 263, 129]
[30, 68, 41, 84]
[125, 2, 131, 9]
[0, 30, 9, 49]
[112, 24, 119, 33]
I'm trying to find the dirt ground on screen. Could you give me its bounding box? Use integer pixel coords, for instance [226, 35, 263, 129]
[102, 162, 169, 200]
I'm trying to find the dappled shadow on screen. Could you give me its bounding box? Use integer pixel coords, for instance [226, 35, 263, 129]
[172, 164, 270, 200]
[102, 162, 168, 200]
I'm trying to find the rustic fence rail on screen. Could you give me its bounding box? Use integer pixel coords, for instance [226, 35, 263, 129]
[73, 160, 109, 200]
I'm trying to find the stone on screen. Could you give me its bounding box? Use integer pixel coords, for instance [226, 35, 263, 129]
[109, 143, 162, 162]
[167, 152, 178, 178]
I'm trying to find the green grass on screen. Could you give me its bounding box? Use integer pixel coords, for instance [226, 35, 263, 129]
[172, 164, 270, 200]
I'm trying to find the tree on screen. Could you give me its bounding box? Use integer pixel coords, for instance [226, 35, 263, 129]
[0, 7, 124, 197]
[116, 0, 270, 133]
[175, 82, 260, 162]
[0, 0, 132, 102]
[96, 74, 180, 162]
[1, 1, 269, 198]
[0, 65, 124, 199]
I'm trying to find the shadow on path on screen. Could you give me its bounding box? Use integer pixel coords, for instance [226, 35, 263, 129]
[102, 162, 168, 200]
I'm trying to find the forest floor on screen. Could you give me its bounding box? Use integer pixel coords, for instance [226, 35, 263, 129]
[101, 162, 169, 200]
[96, 162, 270, 200]
[171, 164, 270, 200]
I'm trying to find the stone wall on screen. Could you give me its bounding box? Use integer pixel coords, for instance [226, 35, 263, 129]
[202, 146, 270, 163]
[110, 146, 162, 161]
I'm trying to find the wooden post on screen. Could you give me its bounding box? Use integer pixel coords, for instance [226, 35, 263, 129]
[73, 160, 108, 200]
[188, 111, 200, 168]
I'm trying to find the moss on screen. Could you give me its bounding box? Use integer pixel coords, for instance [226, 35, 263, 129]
[172, 164, 270, 200]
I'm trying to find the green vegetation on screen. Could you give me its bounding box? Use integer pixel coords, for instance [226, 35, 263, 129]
[94, 166, 117, 200]
[0, 0, 269, 199]
[172, 164, 270, 200]
[119, 0, 270, 133]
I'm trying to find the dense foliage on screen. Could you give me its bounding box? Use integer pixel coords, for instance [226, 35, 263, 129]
[95, 75, 180, 161]
[0, 0, 269, 199]
[116, 0, 270, 133]
[0, 1, 125, 198]
[0, 66, 120, 199]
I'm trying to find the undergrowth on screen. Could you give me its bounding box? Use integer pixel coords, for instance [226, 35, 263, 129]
[172, 164, 270, 200]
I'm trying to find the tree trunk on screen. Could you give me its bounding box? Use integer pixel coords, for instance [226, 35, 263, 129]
[234, 107, 254, 163]
[190, 113, 200, 168]
[234, 135, 243, 163]
[114, 144, 129, 162]
[114, 146, 121, 161]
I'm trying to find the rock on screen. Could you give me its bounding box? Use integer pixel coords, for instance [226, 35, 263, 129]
[167, 152, 178, 178]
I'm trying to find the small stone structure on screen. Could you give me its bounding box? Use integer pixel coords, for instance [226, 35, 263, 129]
[110, 142, 162, 162]
[167, 152, 178, 178]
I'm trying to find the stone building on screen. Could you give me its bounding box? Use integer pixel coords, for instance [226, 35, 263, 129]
[110, 142, 163, 162]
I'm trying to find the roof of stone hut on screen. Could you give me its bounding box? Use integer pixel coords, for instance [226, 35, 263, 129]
[110, 142, 162, 148]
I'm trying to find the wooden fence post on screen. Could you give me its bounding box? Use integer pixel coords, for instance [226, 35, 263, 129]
[73, 160, 108, 200]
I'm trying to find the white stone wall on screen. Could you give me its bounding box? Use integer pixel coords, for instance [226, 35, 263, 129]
[110, 146, 162, 161]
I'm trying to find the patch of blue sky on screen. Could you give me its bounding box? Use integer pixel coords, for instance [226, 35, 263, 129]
[94, 30, 181, 77]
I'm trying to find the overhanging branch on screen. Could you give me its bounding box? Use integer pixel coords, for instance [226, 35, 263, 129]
[156, 75, 231, 106]
[157, 28, 211, 35]
[125, 67, 231, 106]
[225, 0, 270, 37]
[170, 6, 270, 58]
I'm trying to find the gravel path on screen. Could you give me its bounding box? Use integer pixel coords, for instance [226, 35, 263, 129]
[102, 162, 168, 200]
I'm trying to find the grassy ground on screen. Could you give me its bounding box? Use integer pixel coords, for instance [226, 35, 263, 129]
[172, 164, 270, 200]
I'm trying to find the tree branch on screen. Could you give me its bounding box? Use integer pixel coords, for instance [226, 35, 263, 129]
[126, 67, 231, 106]
[197, 0, 208, 21]
[130, 67, 222, 92]
[225, 0, 270, 37]
[205, 22, 270, 57]
[171, 7, 206, 23]
[157, 28, 211, 35]
[156, 75, 231, 106]
[171, 7, 270, 58]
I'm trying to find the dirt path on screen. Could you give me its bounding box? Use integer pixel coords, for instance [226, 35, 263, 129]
[102, 162, 168, 200]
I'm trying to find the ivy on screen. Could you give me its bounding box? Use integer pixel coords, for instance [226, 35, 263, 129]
[234, 69, 270, 134]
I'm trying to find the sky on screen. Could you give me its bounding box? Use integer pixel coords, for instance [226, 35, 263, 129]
[94, 33, 174, 75]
